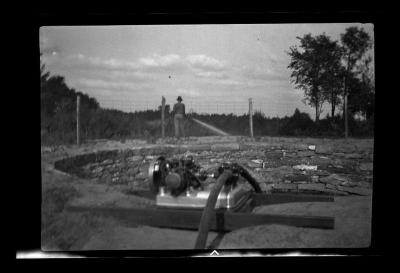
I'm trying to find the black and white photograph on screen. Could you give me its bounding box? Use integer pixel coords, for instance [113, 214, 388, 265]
[39, 21, 375, 253]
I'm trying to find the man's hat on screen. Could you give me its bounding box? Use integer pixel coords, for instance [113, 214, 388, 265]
[177, 96, 183, 101]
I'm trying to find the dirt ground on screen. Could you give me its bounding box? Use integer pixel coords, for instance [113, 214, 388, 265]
[76, 196, 371, 250]
[41, 136, 373, 251]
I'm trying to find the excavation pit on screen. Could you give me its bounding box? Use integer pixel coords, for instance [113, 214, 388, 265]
[52, 144, 370, 196]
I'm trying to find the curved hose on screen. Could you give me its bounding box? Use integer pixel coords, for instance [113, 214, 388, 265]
[194, 170, 232, 249]
[238, 166, 263, 193]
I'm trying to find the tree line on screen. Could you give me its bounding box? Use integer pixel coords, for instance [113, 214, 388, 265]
[287, 26, 374, 136]
[40, 75, 373, 146]
[40, 26, 374, 145]
[40, 62, 373, 146]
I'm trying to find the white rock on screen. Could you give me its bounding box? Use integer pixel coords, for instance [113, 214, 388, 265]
[251, 159, 263, 164]
[293, 164, 318, 171]
[359, 162, 373, 171]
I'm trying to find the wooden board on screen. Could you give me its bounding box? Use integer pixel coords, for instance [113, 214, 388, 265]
[128, 190, 334, 207]
[251, 192, 334, 207]
[66, 205, 334, 231]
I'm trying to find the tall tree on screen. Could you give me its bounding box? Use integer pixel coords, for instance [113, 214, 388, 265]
[319, 40, 345, 118]
[350, 55, 375, 119]
[340, 26, 372, 137]
[288, 33, 342, 122]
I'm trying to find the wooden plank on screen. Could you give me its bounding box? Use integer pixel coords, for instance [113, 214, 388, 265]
[68, 205, 202, 229]
[251, 193, 334, 207]
[66, 205, 334, 231]
[114, 191, 333, 211]
[224, 212, 334, 230]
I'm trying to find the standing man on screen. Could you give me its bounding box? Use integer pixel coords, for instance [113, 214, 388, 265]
[173, 96, 185, 139]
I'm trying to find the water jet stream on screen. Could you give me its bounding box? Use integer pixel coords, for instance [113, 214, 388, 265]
[190, 118, 230, 136]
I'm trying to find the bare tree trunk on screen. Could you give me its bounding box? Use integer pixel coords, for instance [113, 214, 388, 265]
[344, 93, 348, 139]
[331, 90, 336, 117]
[314, 86, 321, 122]
[344, 54, 351, 139]
[343, 78, 348, 139]
[315, 103, 319, 122]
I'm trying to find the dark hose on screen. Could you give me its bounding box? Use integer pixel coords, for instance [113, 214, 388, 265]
[194, 170, 233, 249]
[239, 167, 263, 193]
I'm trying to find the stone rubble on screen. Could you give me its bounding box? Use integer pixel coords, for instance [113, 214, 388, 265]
[359, 162, 373, 172]
[54, 138, 374, 196]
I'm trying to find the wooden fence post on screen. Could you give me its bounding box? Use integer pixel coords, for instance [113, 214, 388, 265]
[76, 95, 80, 145]
[161, 96, 166, 139]
[249, 98, 254, 138]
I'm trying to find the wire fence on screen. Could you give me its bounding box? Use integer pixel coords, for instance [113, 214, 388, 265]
[42, 90, 373, 146]
[96, 96, 313, 118]
[41, 94, 323, 145]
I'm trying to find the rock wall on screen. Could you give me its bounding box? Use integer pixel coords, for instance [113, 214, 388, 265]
[52, 137, 373, 196]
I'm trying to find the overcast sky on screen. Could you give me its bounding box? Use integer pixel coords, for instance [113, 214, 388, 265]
[40, 23, 374, 117]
